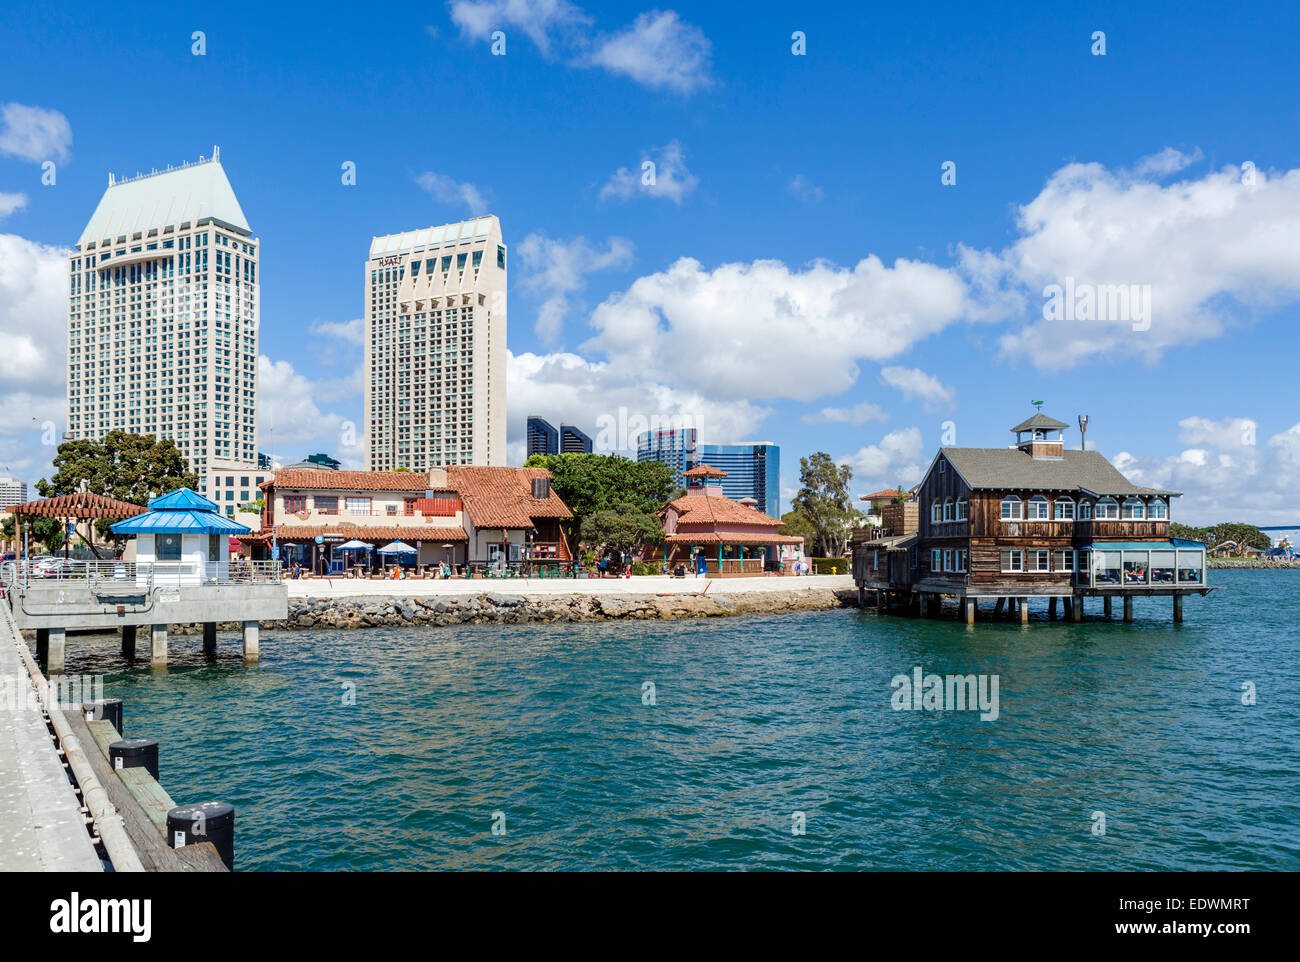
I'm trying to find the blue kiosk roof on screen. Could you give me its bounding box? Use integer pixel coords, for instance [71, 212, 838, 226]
[111, 487, 251, 536]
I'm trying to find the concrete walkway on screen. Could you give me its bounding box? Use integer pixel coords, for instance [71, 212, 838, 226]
[287, 573, 854, 599]
[0, 604, 103, 871]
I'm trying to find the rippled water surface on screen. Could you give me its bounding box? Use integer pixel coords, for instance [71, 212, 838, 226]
[63, 570, 1300, 870]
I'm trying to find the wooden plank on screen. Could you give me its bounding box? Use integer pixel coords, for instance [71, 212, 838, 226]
[118, 767, 177, 836]
[59, 709, 227, 872]
[86, 719, 118, 759]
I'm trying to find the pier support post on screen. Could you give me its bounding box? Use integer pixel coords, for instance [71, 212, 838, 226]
[1069, 597, 1081, 622]
[927, 594, 941, 618]
[242, 621, 259, 664]
[35, 628, 49, 668]
[1048, 597, 1058, 620]
[122, 625, 137, 661]
[47, 628, 66, 676]
[1104, 596, 1113, 619]
[1019, 598, 1029, 626]
[1173, 594, 1183, 624]
[964, 598, 976, 626]
[150, 624, 168, 668]
[202, 622, 217, 657]
[993, 597, 1005, 618]
[857, 586, 865, 608]
[1123, 596, 1134, 623]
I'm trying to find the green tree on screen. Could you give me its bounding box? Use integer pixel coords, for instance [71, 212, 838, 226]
[791, 452, 855, 556]
[524, 453, 675, 548]
[779, 508, 818, 545]
[1, 514, 64, 553]
[581, 502, 665, 558]
[37, 432, 198, 543]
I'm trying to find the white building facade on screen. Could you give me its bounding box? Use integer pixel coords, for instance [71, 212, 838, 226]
[0, 478, 28, 508]
[364, 217, 507, 470]
[67, 148, 260, 502]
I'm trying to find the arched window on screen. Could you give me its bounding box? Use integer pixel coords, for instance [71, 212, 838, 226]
[931, 501, 942, 523]
[1096, 498, 1119, 520]
[942, 498, 953, 522]
[1079, 500, 1093, 520]
[1028, 495, 1050, 520]
[1122, 498, 1146, 519]
[1149, 498, 1167, 520]
[1054, 498, 1075, 520]
[1001, 495, 1022, 520]
[956, 496, 969, 521]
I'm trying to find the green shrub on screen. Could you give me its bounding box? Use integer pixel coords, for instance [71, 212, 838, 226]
[810, 556, 848, 575]
[631, 561, 655, 576]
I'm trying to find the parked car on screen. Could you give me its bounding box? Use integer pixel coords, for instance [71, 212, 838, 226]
[33, 557, 69, 578]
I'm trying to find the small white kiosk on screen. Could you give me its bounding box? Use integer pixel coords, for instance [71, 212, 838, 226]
[112, 488, 249, 586]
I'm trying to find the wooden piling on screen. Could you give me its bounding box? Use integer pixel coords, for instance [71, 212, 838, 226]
[1048, 597, 1058, 619]
[1019, 597, 1029, 625]
[122, 625, 137, 661]
[1123, 595, 1134, 622]
[1173, 594, 1183, 623]
[1104, 596, 1113, 618]
[1069, 597, 1081, 622]
[964, 598, 976, 625]
[202, 622, 217, 657]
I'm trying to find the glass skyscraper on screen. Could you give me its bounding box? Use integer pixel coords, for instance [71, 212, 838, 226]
[635, 428, 780, 517]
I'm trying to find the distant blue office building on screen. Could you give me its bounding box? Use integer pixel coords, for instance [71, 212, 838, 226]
[527, 416, 560, 457]
[636, 427, 698, 478]
[635, 428, 779, 517]
[698, 442, 780, 518]
[560, 424, 593, 453]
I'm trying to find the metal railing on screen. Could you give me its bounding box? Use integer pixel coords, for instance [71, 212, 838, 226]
[1, 559, 282, 588]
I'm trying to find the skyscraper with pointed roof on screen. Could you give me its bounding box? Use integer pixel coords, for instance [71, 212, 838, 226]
[66, 148, 260, 502]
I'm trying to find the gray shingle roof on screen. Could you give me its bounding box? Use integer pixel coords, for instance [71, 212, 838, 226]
[939, 448, 1179, 496]
[1010, 413, 1070, 433]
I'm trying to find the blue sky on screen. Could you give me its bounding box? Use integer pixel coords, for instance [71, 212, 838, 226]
[2, 0, 1299, 523]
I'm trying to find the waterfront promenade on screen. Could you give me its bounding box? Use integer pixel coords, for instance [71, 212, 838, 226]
[285, 573, 854, 599]
[0, 605, 102, 871]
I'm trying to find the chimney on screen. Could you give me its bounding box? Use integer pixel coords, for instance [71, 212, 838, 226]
[426, 466, 447, 490]
[531, 477, 551, 499]
[1078, 415, 1089, 451]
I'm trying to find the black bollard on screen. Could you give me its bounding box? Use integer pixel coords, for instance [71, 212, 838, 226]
[109, 738, 159, 780]
[83, 698, 124, 736]
[167, 802, 235, 870]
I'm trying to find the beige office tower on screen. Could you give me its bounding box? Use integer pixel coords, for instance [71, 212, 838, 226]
[66, 148, 260, 503]
[364, 216, 507, 470]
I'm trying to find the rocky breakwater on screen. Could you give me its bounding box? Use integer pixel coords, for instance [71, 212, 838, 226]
[267, 588, 857, 630]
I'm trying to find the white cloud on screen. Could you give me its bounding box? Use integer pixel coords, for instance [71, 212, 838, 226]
[599, 140, 698, 205]
[506, 350, 768, 461]
[586, 10, 713, 94]
[840, 427, 927, 493]
[879, 365, 955, 410]
[802, 402, 887, 426]
[0, 103, 72, 163]
[1176, 415, 1256, 451]
[257, 356, 362, 467]
[0, 192, 27, 219]
[0, 233, 71, 487]
[787, 174, 824, 203]
[584, 255, 968, 402]
[963, 151, 1300, 368]
[415, 171, 490, 215]
[516, 233, 634, 342]
[447, 0, 589, 57]
[1102, 418, 1300, 525]
[309, 318, 364, 345]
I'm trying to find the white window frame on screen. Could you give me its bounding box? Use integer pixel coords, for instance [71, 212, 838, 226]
[956, 549, 967, 572]
[1001, 549, 1023, 572]
[1149, 498, 1168, 520]
[1030, 549, 1050, 572]
[1054, 499, 1075, 521]
[1122, 498, 1146, 520]
[1079, 500, 1093, 520]
[956, 496, 968, 521]
[931, 502, 942, 523]
[1001, 495, 1023, 520]
[943, 549, 953, 571]
[1095, 498, 1119, 520]
[942, 498, 953, 522]
[931, 549, 942, 571]
[1053, 549, 1074, 572]
[1027, 496, 1050, 520]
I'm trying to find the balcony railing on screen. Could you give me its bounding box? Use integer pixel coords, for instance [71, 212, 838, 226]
[1, 559, 282, 589]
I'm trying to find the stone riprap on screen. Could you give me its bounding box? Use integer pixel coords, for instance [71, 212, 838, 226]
[165, 587, 857, 632]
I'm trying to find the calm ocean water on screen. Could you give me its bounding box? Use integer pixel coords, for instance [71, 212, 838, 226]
[63, 570, 1300, 871]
